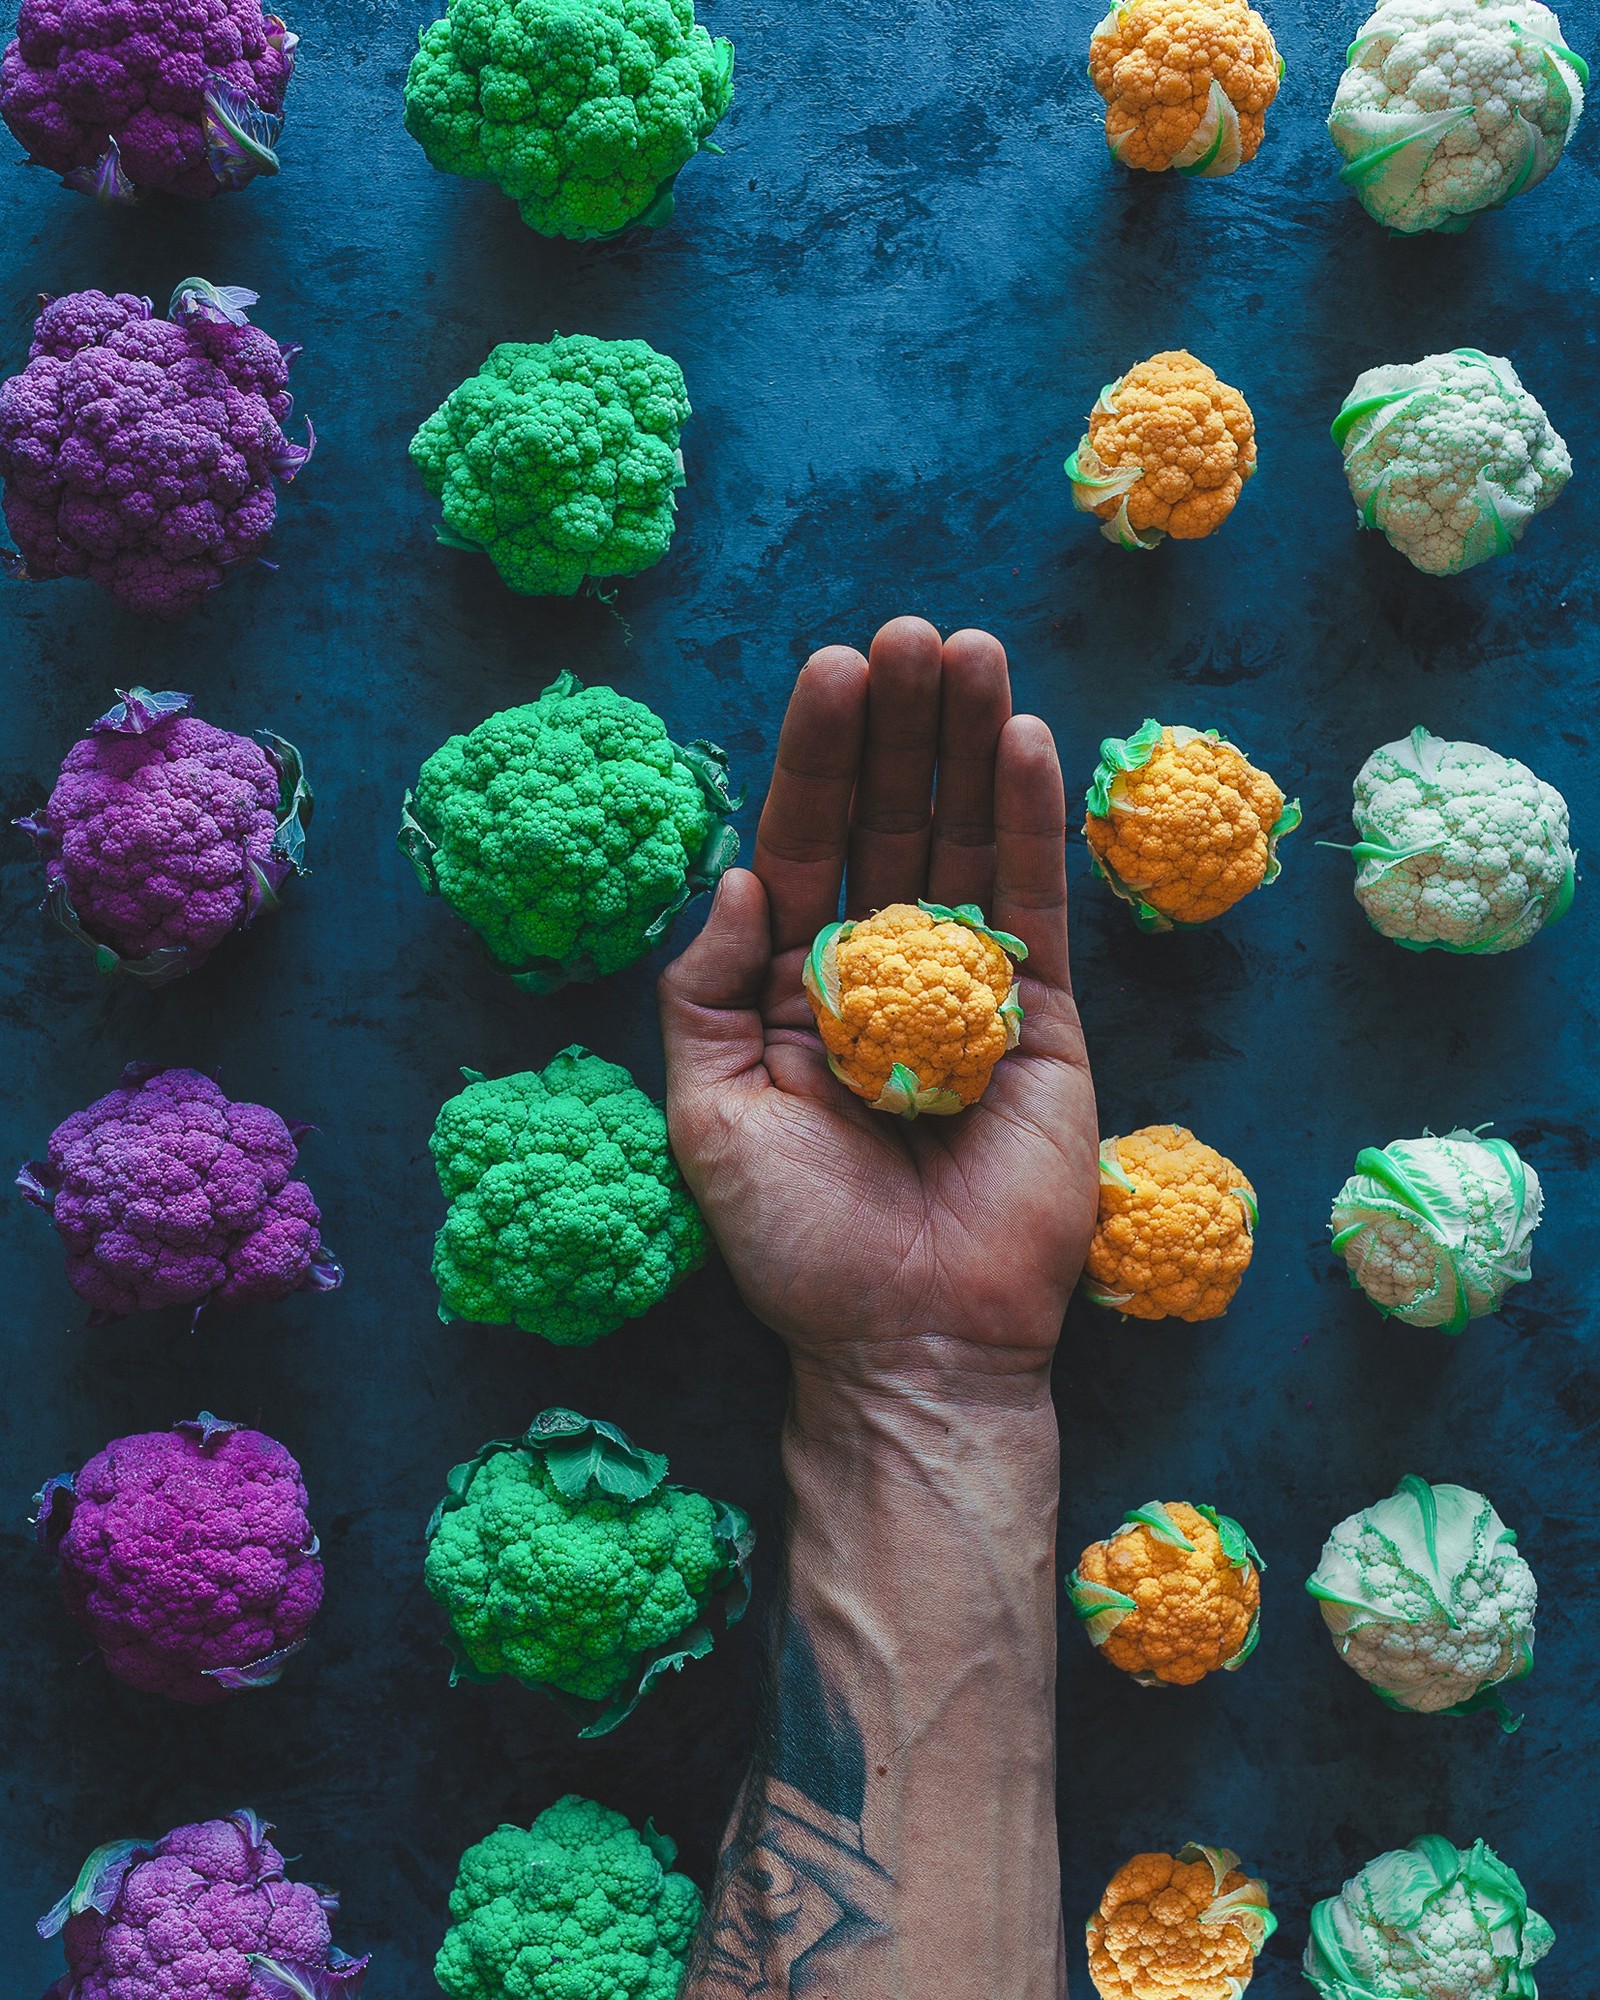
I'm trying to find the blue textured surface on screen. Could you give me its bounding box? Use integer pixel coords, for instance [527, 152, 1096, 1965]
[2, 0, 1597, 1989]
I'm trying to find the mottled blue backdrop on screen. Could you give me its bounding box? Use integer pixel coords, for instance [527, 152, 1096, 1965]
[1, 0, 1596, 1988]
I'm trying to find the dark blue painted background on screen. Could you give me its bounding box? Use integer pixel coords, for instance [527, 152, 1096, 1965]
[1, 0, 1596, 1988]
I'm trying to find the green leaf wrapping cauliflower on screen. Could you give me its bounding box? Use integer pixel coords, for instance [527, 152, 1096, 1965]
[1329, 0, 1587, 234]
[430, 1049, 707, 1344]
[1304, 1835, 1554, 2000]
[1307, 1476, 1536, 1731]
[410, 334, 691, 595]
[436, 1794, 703, 2000]
[1333, 350, 1570, 575]
[403, 0, 735, 240]
[1344, 728, 1576, 954]
[400, 673, 740, 991]
[1330, 1130, 1541, 1333]
[424, 1409, 753, 1735]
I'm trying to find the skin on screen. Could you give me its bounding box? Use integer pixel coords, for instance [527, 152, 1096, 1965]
[660, 616, 1098, 1999]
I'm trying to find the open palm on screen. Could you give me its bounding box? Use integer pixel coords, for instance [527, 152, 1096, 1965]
[660, 618, 1099, 1387]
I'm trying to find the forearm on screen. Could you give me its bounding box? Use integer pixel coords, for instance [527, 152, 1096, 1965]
[686, 1361, 1066, 2000]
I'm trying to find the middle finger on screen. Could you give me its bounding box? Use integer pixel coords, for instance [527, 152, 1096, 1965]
[845, 615, 944, 915]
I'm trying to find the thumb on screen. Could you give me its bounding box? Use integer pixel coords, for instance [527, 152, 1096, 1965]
[658, 868, 772, 1100]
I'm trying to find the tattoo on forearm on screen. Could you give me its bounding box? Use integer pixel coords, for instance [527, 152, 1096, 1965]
[690, 1613, 893, 1995]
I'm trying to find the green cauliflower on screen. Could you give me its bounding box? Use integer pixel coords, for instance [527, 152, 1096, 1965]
[424, 1408, 753, 1732]
[436, 1794, 703, 2000]
[1328, 0, 1586, 235]
[1329, 1130, 1542, 1333]
[1344, 729, 1575, 954]
[1332, 349, 1570, 574]
[1304, 1835, 1554, 2000]
[403, 0, 735, 241]
[410, 334, 691, 596]
[430, 1048, 707, 1344]
[1307, 1476, 1536, 1730]
[400, 672, 740, 991]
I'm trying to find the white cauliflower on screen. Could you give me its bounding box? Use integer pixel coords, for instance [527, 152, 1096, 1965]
[1348, 727, 1576, 954]
[1307, 1476, 1536, 1725]
[1304, 1835, 1554, 1999]
[1329, 0, 1586, 233]
[1334, 349, 1570, 575]
[1330, 1130, 1541, 1332]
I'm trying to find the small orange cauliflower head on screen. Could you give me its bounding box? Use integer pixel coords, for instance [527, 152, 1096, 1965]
[1068, 1501, 1263, 1686]
[1084, 720, 1300, 932]
[1085, 1126, 1256, 1320]
[1089, 0, 1283, 178]
[1067, 353, 1257, 550]
[1087, 1844, 1276, 2000]
[802, 900, 1026, 1119]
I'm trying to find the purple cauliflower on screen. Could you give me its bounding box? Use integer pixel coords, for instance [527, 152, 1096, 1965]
[0, 0, 298, 204]
[0, 278, 314, 620]
[38, 1809, 370, 2000]
[18, 687, 312, 983]
[18, 1064, 342, 1322]
[35, 1412, 323, 1703]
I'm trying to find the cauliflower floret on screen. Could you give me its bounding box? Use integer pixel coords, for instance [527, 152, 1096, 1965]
[1347, 727, 1575, 953]
[802, 900, 1027, 1117]
[429, 1049, 706, 1344]
[38, 1811, 368, 1999]
[1088, 1844, 1276, 2000]
[1333, 348, 1570, 575]
[1304, 1835, 1554, 2000]
[1084, 1126, 1256, 1321]
[1329, 0, 1587, 233]
[1083, 720, 1298, 930]
[1307, 1476, 1536, 1726]
[1069, 1501, 1263, 1686]
[409, 333, 691, 595]
[403, 672, 739, 989]
[404, 0, 734, 240]
[1089, 0, 1283, 175]
[424, 1409, 751, 1730]
[1068, 351, 1256, 548]
[1330, 1129, 1541, 1332]
[438, 1797, 701, 2000]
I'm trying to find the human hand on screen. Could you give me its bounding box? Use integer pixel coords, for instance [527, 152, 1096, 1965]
[659, 617, 1098, 1396]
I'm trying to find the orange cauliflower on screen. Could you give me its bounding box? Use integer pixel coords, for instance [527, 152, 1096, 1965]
[1087, 1844, 1277, 2000]
[1067, 352, 1256, 550]
[801, 900, 1026, 1119]
[1084, 1126, 1256, 1320]
[1084, 720, 1300, 932]
[1068, 1501, 1263, 1686]
[1089, 0, 1283, 177]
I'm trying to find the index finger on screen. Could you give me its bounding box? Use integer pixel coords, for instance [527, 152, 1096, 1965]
[752, 646, 869, 957]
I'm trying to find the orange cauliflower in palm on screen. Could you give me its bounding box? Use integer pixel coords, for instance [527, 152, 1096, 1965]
[1085, 1126, 1256, 1320]
[1087, 1844, 1277, 2000]
[801, 900, 1026, 1119]
[1067, 353, 1257, 550]
[1084, 720, 1300, 932]
[1089, 0, 1283, 177]
[1069, 1501, 1263, 1686]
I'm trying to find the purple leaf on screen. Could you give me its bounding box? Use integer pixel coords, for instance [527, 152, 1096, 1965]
[37, 1839, 153, 1938]
[169, 279, 261, 328]
[32, 1473, 76, 1548]
[265, 13, 301, 66]
[202, 76, 285, 189]
[204, 1638, 307, 1691]
[304, 1246, 344, 1293]
[90, 688, 192, 736]
[1, 547, 33, 580]
[175, 1412, 240, 1449]
[60, 137, 138, 206]
[227, 1808, 273, 1855]
[270, 414, 316, 481]
[17, 1160, 57, 1209]
[248, 1954, 370, 1999]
